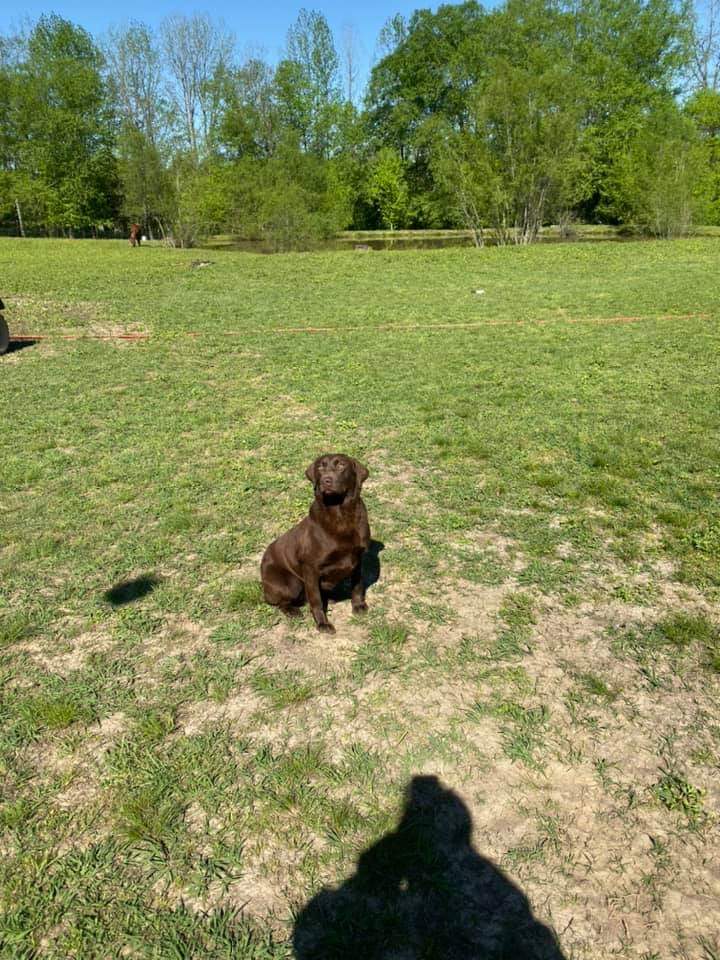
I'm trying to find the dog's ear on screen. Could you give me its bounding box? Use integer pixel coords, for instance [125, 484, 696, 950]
[305, 458, 319, 485]
[352, 459, 369, 496]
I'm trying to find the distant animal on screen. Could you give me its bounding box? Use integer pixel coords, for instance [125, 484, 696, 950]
[129, 224, 142, 247]
[261, 454, 371, 632]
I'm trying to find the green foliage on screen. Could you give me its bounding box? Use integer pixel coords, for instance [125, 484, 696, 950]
[3, 15, 120, 234]
[0, 1, 713, 238]
[366, 148, 411, 230]
[105, 22, 175, 236]
[653, 768, 706, 823]
[116, 123, 175, 234]
[654, 612, 717, 649]
[498, 592, 536, 629]
[227, 580, 264, 611]
[167, 144, 353, 247]
[367, 0, 698, 235]
[284, 8, 342, 158]
[0, 611, 32, 647]
[219, 58, 281, 159]
[686, 88, 720, 225]
[604, 107, 707, 236]
[250, 668, 316, 707]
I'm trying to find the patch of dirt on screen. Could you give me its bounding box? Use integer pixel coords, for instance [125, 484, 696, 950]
[369, 454, 437, 516]
[262, 611, 364, 674]
[174, 865, 290, 926]
[216, 551, 720, 956]
[144, 615, 213, 659]
[454, 526, 527, 576]
[273, 395, 318, 421]
[4, 297, 148, 345]
[23, 628, 114, 673]
[422, 578, 511, 646]
[177, 690, 264, 736]
[555, 541, 574, 560]
[26, 711, 129, 814]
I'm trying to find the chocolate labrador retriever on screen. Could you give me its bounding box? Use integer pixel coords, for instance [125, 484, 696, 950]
[261, 454, 371, 632]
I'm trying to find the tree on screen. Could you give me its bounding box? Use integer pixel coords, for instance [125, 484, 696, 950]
[0, 1, 708, 240]
[366, 0, 695, 233]
[160, 14, 234, 159]
[115, 124, 175, 237]
[283, 9, 342, 157]
[274, 58, 315, 152]
[0, 33, 23, 230]
[105, 23, 174, 235]
[685, 86, 720, 221]
[605, 106, 705, 235]
[366, 2, 486, 157]
[690, 0, 720, 89]
[365, 1, 487, 225]
[374, 13, 408, 61]
[219, 57, 281, 159]
[105, 22, 166, 143]
[568, 0, 693, 221]
[12, 15, 119, 234]
[367, 147, 410, 229]
[340, 23, 362, 105]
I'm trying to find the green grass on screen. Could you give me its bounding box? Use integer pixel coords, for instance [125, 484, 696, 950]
[653, 768, 706, 825]
[1, 237, 719, 958]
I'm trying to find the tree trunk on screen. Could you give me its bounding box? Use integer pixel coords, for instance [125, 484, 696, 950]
[15, 199, 25, 237]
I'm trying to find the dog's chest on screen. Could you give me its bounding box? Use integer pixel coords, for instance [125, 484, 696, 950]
[319, 524, 366, 579]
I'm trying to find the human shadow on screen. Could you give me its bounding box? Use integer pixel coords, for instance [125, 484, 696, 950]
[326, 539, 385, 604]
[104, 574, 161, 606]
[293, 775, 566, 960]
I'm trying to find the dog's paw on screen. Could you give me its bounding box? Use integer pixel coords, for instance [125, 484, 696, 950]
[351, 602, 368, 616]
[318, 621, 336, 634]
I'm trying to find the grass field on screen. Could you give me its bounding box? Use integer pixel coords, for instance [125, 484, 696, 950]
[1, 237, 719, 959]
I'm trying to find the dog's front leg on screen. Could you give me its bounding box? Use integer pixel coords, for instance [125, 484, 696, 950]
[303, 567, 335, 633]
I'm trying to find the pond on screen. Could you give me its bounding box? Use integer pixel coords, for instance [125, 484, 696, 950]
[201, 229, 632, 253]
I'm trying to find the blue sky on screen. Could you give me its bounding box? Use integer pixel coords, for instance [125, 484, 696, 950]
[0, 0, 436, 88]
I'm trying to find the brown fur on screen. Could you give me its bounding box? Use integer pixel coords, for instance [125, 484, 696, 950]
[129, 224, 141, 247]
[261, 454, 371, 632]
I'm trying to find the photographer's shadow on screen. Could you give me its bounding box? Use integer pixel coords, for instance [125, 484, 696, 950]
[293, 775, 566, 960]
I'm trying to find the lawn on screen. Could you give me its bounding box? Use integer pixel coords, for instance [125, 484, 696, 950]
[1, 237, 719, 959]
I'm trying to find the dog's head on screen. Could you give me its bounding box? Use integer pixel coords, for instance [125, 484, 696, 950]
[306, 453, 369, 505]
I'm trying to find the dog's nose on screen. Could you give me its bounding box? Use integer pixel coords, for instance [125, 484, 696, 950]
[321, 476, 333, 487]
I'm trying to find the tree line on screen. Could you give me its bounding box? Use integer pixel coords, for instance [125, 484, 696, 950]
[1, 0, 719, 247]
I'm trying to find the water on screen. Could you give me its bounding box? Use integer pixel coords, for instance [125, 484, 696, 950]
[203, 231, 628, 253]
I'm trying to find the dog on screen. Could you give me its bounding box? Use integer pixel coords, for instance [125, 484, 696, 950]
[261, 454, 371, 632]
[129, 224, 141, 247]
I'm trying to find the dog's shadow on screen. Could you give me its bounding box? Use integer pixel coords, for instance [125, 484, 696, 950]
[326, 539, 385, 604]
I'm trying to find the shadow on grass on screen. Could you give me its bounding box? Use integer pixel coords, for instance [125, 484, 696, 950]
[3, 339, 38, 354]
[293, 775, 566, 960]
[104, 574, 161, 607]
[326, 539, 385, 604]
